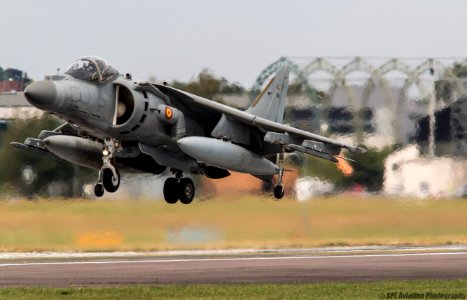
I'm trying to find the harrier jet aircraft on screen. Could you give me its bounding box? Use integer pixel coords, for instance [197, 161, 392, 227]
[12, 57, 364, 203]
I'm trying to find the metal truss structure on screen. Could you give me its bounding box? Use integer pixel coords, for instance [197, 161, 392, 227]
[252, 56, 467, 146]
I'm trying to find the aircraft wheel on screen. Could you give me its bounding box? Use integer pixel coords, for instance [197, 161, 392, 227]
[178, 178, 195, 204]
[94, 183, 104, 197]
[274, 185, 284, 200]
[163, 177, 179, 204]
[103, 168, 120, 193]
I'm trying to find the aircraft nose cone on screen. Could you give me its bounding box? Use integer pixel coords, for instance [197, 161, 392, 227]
[24, 80, 56, 109]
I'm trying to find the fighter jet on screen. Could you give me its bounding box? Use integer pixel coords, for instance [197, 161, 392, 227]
[12, 56, 364, 203]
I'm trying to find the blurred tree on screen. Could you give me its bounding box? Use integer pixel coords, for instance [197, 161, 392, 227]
[435, 63, 467, 103]
[23, 76, 33, 88]
[452, 63, 467, 78]
[5, 68, 22, 80]
[287, 78, 325, 100]
[219, 78, 244, 95]
[300, 145, 396, 193]
[0, 116, 94, 198]
[300, 154, 343, 183]
[434, 79, 453, 102]
[342, 145, 397, 192]
[171, 69, 245, 104]
[287, 78, 303, 96]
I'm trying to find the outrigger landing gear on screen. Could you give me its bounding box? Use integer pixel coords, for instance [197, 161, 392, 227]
[94, 138, 122, 197]
[163, 171, 195, 204]
[274, 149, 285, 200]
[103, 167, 120, 192]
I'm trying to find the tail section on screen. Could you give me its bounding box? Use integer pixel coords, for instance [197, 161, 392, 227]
[247, 67, 289, 123]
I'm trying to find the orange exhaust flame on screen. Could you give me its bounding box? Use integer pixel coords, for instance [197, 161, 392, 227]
[335, 154, 353, 176]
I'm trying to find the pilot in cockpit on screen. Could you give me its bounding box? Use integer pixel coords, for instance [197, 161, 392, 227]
[65, 57, 118, 84]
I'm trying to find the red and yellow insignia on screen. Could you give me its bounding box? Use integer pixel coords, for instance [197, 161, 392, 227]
[165, 106, 173, 120]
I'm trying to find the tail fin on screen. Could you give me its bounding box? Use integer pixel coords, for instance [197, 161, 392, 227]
[247, 67, 289, 123]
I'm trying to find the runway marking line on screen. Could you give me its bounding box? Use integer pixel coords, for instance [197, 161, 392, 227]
[0, 252, 466, 268]
[1, 246, 467, 259]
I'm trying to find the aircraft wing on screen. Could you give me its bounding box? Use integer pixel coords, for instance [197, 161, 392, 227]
[155, 84, 365, 156]
[155, 84, 222, 121]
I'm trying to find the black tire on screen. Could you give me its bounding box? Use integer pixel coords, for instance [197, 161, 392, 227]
[94, 183, 104, 197]
[178, 178, 195, 204]
[103, 168, 120, 193]
[274, 185, 284, 200]
[163, 177, 179, 204]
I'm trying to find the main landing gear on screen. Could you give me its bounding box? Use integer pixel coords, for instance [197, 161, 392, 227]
[274, 149, 285, 200]
[94, 139, 122, 198]
[163, 171, 195, 204]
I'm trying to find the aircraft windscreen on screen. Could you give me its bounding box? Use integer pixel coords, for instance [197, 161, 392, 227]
[65, 59, 99, 83]
[96, 59, 118, 81]
[65, 57, 118, 83]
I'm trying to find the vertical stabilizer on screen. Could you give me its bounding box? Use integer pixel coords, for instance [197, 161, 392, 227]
[247, 67, 289, 123]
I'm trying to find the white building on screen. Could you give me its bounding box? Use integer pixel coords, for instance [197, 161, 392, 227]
[384, 145, 467, 198]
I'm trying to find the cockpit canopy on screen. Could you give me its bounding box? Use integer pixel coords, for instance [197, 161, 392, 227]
[65, 57, 118, 83]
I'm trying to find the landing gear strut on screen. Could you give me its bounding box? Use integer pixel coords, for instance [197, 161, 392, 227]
[163, 171, 195, 204]
[94, 138, 122, 197]
[274, 148, 285, 200]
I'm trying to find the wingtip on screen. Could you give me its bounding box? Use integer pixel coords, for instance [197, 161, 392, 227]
[346, 145, 367, 154]
[355, 146, 368, 154]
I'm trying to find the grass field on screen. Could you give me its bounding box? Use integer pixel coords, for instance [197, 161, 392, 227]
[0, 196, 466, 251]
[0, 280, 466, 299]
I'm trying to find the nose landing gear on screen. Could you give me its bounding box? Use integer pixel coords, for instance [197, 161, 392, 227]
[94, 138, 122, 197]
[163, 171, 195, 204]
[103, 167, 120, 192]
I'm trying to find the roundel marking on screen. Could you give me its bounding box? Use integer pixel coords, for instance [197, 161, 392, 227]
[165, 106, 173, 120]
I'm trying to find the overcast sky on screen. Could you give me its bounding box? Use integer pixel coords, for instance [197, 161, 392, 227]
[1, 0, 467, 86]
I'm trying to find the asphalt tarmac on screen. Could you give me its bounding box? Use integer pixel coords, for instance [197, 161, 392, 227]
[1, 248, 467, 286]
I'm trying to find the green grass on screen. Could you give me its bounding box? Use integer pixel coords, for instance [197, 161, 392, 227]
[1, 196, 467, 251]
[1, 280, 466, 299]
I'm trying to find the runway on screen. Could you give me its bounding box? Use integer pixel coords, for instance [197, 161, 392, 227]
[1, 247, 467, 286]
